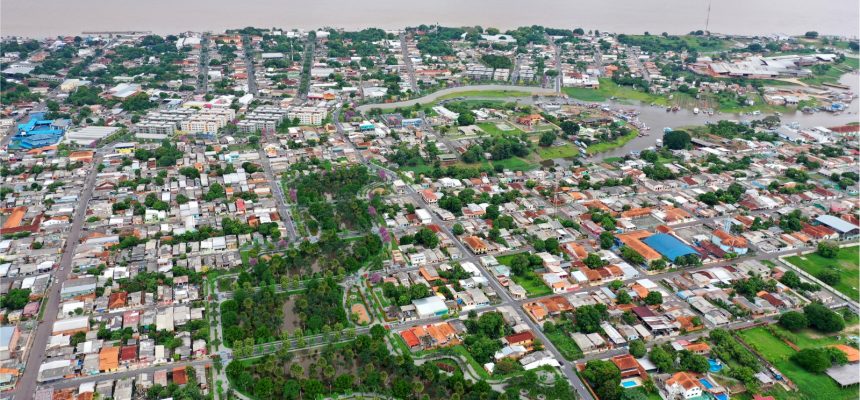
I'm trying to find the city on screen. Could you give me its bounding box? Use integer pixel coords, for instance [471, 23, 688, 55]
[0, 21, 859, 400]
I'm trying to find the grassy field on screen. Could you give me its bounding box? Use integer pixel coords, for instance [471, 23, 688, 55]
[537, 143, 580, 160]
[437, 90, 535, 101]
[586, 130, 639, 155]
[737, 326, 858, 400]
[509, 272, 552, 297]
[545, 330, 583, 360]
[477, 121, 524, 136]
[802, 57, 859, 86]
[496, 253, 552, 297]
[784, 245, 859, 301]
[490, 156, 537, 171]
[563, 79, 669, 105]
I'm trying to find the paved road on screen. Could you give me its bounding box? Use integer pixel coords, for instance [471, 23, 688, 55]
[257, 147, 298, 242]
[399, 32, 418, 94]
[354, 84, 558, 112]
[333, 105, 594, 400]
[242, 35, 258, 96]
[547, 34, 562, 93]
[297, 34, 316, 100]
[36, 359, 212, 391]
[12, 153, 104, 399]
[196, 34, 210, 95]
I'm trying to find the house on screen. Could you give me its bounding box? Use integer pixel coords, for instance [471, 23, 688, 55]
[611, 354, 647, 379]
[665, 372, 704, 399]
[99, 347, 120, 372]
[464, 236, 488, 254]
[504, 331, 535, 349]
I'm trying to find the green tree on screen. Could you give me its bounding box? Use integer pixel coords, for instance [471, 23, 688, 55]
[663, 130, 691, 150]
[629, 340, 646, 358]
[816, 241, 839, 258]
[1, 288, 31, 310]
[779, 311, 808, 332]
[539, 131, 557, 147]
[644, 291, 663, 305]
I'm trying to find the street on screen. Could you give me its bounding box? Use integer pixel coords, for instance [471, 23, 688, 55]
[12, 152, 104, 399]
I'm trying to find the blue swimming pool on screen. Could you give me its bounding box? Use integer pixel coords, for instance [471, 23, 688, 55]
[699, 378, 714, 390]
[621, 381, 638, 388]
[709, 359, 723, 373]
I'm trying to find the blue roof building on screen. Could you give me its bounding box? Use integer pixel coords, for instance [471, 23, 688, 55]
[12, 113, 67, 149]
[641, 233, 699, 262]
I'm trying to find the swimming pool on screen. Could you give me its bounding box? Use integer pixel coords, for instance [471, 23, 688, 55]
[708, 359, 723, 373]
[619, 378, 642, 389]
[699, 378, 714, 390]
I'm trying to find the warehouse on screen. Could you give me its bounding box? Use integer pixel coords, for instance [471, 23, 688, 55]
[641, 233, 699, 262]
[412, 296, 449, 318]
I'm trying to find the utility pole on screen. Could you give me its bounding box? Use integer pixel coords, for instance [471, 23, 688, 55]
[705, 0, 712, 35]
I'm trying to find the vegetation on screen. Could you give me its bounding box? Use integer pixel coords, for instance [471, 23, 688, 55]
[785, 245, 859, 301]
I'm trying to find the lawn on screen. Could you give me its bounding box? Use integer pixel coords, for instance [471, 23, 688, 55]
[490, 157, 537, 172]
[437, 90, 534, 101]
[564, 79, 670, 105]
[477, 121, 524, 136]
[802, 58, 858, 86]
[509, 272, 552, 297]
[586, 129, 639, 155]
[537, 143, 580, 160]
[784, 245, 859, 301]
[544, 330, 583, 360]
[737, 326, 858, 400]
[496, 253, 552, 297]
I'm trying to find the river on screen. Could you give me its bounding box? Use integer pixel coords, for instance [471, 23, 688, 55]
[1, 0, 858, 38]
[587, 72, 860, 160]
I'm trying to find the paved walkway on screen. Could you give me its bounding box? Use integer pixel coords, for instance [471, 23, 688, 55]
[355, 84, 558, 112]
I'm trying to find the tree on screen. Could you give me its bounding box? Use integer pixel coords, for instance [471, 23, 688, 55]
[663, 130, 691, 150]
[779, 311, 808, 332]
[457, 112, 476, 126]
[804, 31, 819, 39]
[616, 290, 632, 305]
[629, 340, 646, 358]
[559, 120, 580, 135]
[205, 182, 226, 201]
[599, 231, 615, 249]
[679, 350, 709, 374]
[804, 302, 845, 333]
[644, 291, 663, 306]
[581, 360, 622, 400]
[584, 253, 606, 269]
[816, 241, 839, 258]
[452, 223, 465, 235]
[1, 288, 31, 310]
[650, 259, 667, 270]
[539, 131, 556, 147]
[648, 346, 673, 372]
[370, 324, 386, 341]
[817, 269, 840, 286]
[791, 348, 833, 373]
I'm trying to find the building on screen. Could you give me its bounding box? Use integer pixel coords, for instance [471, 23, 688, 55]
[412, 296, 449, 318]
[12, 113, 67, 149]
[464, 236, 488, 255]
[0, 326, 20, 360]
[65, 126, 120, 147]
[641, 233, 699, 262]
[664, 372, 704, 399]
[61, 276, 97, 299]
[815, 215, 860, 240]
[286, 106, 328, 126]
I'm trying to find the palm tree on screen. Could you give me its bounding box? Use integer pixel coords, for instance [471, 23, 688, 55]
[290, 363, 304, 379]
[412, 381, 424, 398]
